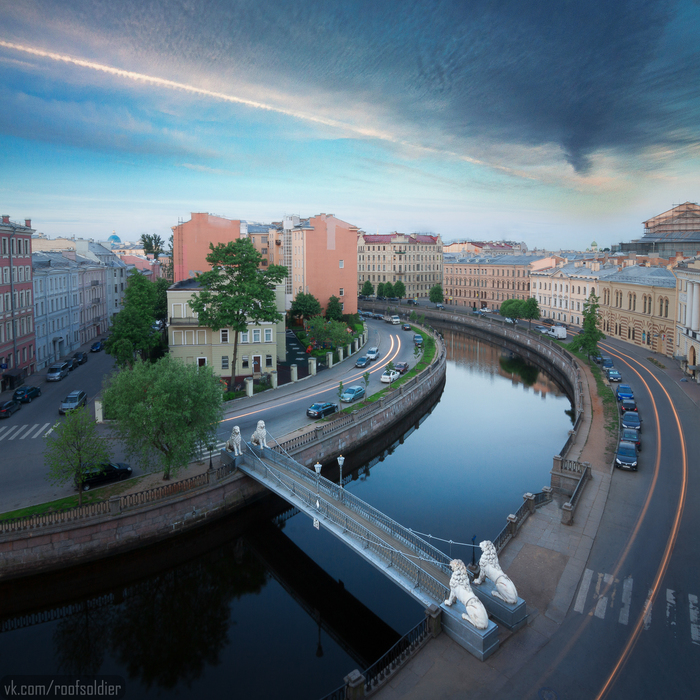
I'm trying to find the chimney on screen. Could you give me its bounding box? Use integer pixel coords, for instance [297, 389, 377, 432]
[24, 219, 31, 228]
[2, 215, 9, 224]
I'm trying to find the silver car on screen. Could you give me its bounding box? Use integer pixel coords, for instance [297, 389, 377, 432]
[47, 362, 70, 381]
[59, 390, 88, 414]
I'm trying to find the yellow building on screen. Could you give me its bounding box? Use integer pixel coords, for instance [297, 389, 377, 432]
[167, 278, 286, 380]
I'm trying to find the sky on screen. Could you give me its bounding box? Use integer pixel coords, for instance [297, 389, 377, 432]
[0, 0, 699, 250]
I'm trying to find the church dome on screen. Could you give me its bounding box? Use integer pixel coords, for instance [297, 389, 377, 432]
[107, 233, 121, 247]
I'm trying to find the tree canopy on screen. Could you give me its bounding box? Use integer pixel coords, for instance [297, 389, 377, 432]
[500, 298, 524, 321]
[189, 239, 287, 378]
[103, 356, 223, 480]
[568, 292, 606, 358]
[377, 282, 385, 297]
[429, 284, 444, 304]
[290, 292, 322, 320]
[325, 295, 344, 321]
[44, 407, 111, 505]
[521, 297, 541, 329]
[383, 281, 395, 298]
[361, 280, 375, 297]
[307, 316, 350, 349]
[141, 233, 165, 259]
[393, 280, 406, 299]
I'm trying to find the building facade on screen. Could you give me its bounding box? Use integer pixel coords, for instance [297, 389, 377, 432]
[673, 257, 700, 379]
[1, 215, 36, 389]
[167, 279, 286, 381]
[358, 232, 443, 299]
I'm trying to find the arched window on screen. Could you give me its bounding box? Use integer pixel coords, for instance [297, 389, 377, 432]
[665, 299, 669, 318]
[659, 298, 664, 316]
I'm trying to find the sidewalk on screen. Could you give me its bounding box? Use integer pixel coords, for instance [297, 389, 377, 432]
[370, 352, 614, 699]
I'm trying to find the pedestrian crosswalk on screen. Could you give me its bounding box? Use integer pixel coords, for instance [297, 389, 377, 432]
[574, 568, 700, 646]
[0, 423, 53, 441]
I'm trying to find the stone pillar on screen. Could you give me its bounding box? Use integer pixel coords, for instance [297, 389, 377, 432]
[309, 356, 317, 375]
[326, 351, 333, 368]
[346, 343, 352, 358]
[94, 399, 103, 423]
[507, 514, 518, 536]
[552, 455, 563, 472]
[425, 603, 442, 638]
[542, 485, 553, 498]
[270, 371, 278, 389]
[338, 346, 344, 362]
[353, 339, 359, 353]
[245, 377, 254, 396]
[109, 495, 121, 515]
[291, 364, 298, 382]
[562, 502, 574, 525]
[344, 670, 366, 700]
[523, 492, 536, 514]
[692, 283, 700, 332]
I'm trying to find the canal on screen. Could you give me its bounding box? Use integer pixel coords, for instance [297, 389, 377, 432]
[0, 328, 573, 699]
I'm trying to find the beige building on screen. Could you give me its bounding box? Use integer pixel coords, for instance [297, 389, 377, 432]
[358, 232, 443, 298]
[673, 257, 700, 379]
[167, 278, 286, 381]
[599, 265, 677, 357]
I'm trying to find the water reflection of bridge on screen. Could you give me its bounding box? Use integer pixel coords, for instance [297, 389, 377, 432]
[233, 443, 527, 661]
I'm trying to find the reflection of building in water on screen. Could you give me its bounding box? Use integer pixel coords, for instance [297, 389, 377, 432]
[444, 330, 562, 397]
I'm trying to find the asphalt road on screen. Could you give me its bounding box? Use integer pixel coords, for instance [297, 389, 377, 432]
[498, 338, 698, 699]
[0, 320, 416, 512]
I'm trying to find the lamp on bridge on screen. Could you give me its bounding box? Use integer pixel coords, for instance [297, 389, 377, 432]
[314, 462, 322, 493]
[337, 454, 345, 489]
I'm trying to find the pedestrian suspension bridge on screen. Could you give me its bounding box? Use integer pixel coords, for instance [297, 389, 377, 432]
[225, 441, 527, 661]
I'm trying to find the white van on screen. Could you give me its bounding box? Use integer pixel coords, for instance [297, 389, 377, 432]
[391, 315, 401, 325]
[548, 326, 567, 339]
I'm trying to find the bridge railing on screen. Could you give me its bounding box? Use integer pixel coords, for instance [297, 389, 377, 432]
[245, 443, 452, 575]
[241, 446, 451, 603]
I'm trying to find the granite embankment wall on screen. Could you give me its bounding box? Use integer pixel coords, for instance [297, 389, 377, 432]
[0, 329, 447, 580]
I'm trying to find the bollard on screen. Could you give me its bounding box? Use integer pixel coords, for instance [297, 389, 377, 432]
[338, 346, 344, 362]
[245, 377, 254, 397]
[326, 351, 333, 368]
[270, 371, 278, 389]
[507, 514, 518, 536]
[344, 670, 366, 700]
[309, 356, 317, 375]
[425, 604, 442, 638]
[291, 364, 298, 382]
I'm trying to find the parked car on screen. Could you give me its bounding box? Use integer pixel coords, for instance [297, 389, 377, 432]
[619, 398, 638, 413]
[616, 384, 634, 401]
[402, 323, 412, 331]
[46, 362, 70, 381]
[366, 347, 380, 360]
[615, 441, 639, 471]
[591, 353, 603, 364]
[77, 462, 132, 491]
[68, 356, 80, 370]
[90, 341, 103, 352]
[376, 296, 386, 301]
[601, 356, 614, 368]
[306, 402, 338, 418]
[355, 356, 370, 368]
[340, 385, 365, 403]
[621, 427, 642, 451]
[59, 390, 88, 415]
[606, 368, 622, 382]
[380, 369, 400, 383]
[395, 361, 409, 374]
[436, 303, 444, 309]
[503, 317, 516, 324]
[0, 400, 21, 418]
[621, 411, 642, 432]
[413, 334, 424, 346]
[387, 297, 399, 302]
[548, 326, 566, 339]
[373, 313, 384, 320]
[407, 299, 418, 305]
[535, 325, 549, 334]
[13, 386, 42, 403]
[73, 352, 88, 365]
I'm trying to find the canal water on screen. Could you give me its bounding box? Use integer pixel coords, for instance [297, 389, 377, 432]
[0, 329, 573, 699]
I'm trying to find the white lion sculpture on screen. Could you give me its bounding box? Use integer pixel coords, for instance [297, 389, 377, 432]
[443, 559, 489, 630]
[226, 426, 242, 456]
[251, 420, 268, 449]
[473, 540, 518, 605]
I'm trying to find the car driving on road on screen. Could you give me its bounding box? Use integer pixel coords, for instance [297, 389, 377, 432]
[306, 402, 338, 418]
[355, 356, 370, 368]
[366, 347, 380, 360]
[0, 400, 21, 418]
[59, 390, 88, 414]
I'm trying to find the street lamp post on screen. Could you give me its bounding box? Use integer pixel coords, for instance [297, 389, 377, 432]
[314, 462, 322, 494]
[337, 454, 345, 489]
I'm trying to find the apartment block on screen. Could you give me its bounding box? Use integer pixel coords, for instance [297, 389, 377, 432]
[674, 256, 700, 379]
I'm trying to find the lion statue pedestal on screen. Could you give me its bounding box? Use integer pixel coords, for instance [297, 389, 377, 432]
[251, 420, 268, 449]
[226, 426, 242, 456]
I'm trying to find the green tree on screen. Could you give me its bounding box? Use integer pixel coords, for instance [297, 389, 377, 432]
[337, 380, 344, 402]
[103, 356, 223, 480]
[328, 319, 351, 348]
[325, 295, 344, 321]
[189, 239, 287, 379]
[361, 280, 374, 297]
[377, 282, 385, 298]
[162, 234, 174, 282]
[383, 281, 395, 298]
[393, 280, 406, 299]
[290, 292, 322, 321]
[500, 298, 524, 323]
[362, 371, 370, 390]
[141, 233, 165, 259]
[44, 407, 111, 505]
[307, 315, 330, 347]
[569, 291, 606, 358]
[429, 284, 444, 304]
[521, 297, 541, 330]
[154, 278, 170, 326]
[409, 310, 418, 322]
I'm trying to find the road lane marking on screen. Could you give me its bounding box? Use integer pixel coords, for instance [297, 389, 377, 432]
[19, 424, 40, 439]
[643, 589, 653, 630]
[689, 594, 699, 645]
[32, 423, 51, 438]
[666, 588, 677, 636]
[0, 426, 22, 441]
[0, 425, 12, 439]
[574, 568, 593, 613]
[618, 577, 633, 625]
[594, 596, 608, 619]
[9, 425, 32, 440]
[44, 422, 59, 438]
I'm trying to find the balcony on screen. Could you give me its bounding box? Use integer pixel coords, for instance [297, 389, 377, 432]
[91, 297, 101, 304]
[169, 316, 200, 326]
[91, 280, 99, 286]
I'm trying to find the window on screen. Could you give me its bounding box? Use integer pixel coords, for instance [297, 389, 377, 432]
[222, 356, 229, 370]
[339, 260, 344, 268]
[221, 329, 229, 343]
[339, 288, 344, 296]
[242, 356, 249, 369]
[240, 331, 249, 343]
[253, 329, 261, 343]
[265, 354, 273, 368]
[264, 328, 272, 343]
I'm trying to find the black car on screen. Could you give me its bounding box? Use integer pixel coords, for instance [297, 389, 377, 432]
[73, 352, 88, 365]
[0, 400, 21, 418]
[615, 441, 639, 471]
[68, 357, 80, 370]
[388, 297, 399, 302]
[13, 386, 42, 403]
[402, 324, 412, 331]
[355, 356, 370, 368]
[376, 296, 386, 301]
[621, 411, 642, 432]
[621, 428, 641, 451]
[307, 402, 338, 418]
[91, 341, 103, 352]
[395, 361, 409, 374]
[602, 356, 614, 368]
[407, 299, 418, 305]
[77, 462, 132, 491]
[619, 398, 638, 413]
